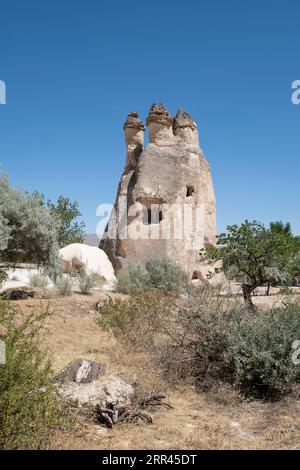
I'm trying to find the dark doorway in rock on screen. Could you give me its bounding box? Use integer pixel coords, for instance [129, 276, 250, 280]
[192, 270, 203, 281]
[186, 186, 195, 197]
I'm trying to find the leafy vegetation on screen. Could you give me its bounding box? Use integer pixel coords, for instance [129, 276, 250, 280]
[0, 269, 8, 288]
[29, 273, 50, 289]
[202, 220, 300, 310]
[47, 196, 86, 248]
[98, 287, 300, 399]
[77, 268, 102, 294]
[0, 174, 61, 280]
[0, 300, 66, 449]
[224, 302, 300, 397]
[55, 275, 73, 296]
[116, 258, 186, 294]
[0, 174, 86, 282]
[97, 291, 178, 354]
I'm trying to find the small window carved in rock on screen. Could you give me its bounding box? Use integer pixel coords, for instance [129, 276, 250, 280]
[186, 186, 195, 197]
[192, 270, 204, 281]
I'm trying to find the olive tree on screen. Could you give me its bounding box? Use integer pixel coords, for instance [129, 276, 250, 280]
[47, 196, 85, 248]
[0, 174, 61, 279]
[33, 193, 86, 248]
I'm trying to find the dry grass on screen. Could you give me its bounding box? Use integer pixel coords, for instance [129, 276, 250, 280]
[12, 290, 300, 450]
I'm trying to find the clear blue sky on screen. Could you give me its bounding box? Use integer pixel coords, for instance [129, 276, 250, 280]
[0, 0, 299, 235]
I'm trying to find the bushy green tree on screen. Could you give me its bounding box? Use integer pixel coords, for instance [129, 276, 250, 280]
[269, 221, 300, 285]
[0, 174, 61, 279]
[47, 196, 85, 248]
[270, 221, 291, 235]
[203, 220, 300, 310]
[0, 213, 10, 252]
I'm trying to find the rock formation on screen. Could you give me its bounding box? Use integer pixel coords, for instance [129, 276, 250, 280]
[59, 243, 116, 284]
[59, 374, 134, 410]
[55, 359, 106, 384]
[100, 103, 216, 279]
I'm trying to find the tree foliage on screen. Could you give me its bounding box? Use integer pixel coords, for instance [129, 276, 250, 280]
[0, 300, 66, 449]
[47, 196, 85, 248]
[269, 221, 300, 283]
[0, 174, 87, 279]
[0, 174, 61, 279]
[203, 220, 300, 310]
[116, 258, 186, 294]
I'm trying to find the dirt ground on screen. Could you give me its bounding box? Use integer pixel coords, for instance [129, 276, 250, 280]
[14, 290, 300, 450]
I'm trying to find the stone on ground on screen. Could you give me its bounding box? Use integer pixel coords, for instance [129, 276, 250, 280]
[59, 374, 134, 408]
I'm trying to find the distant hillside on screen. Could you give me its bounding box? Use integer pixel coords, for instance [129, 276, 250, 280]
[84, 234, 100, 247]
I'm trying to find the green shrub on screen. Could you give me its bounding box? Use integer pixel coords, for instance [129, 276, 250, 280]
[178, 293, 300, 398]
[29, 273, 50, 289]
[116, 264, 147, 294]
[77, 269, 102, 295]
[279, 286, 293, 295]
[144, 258, 185, 294]
[0, 300, 66, 449]
[99, 285, 300, 399]
[116, 258, 185, 294]
[97, 291, 175, 349]
[224, 303, 300, 397]
[98, 298, 135, 333]
[0, 269, 8, 288]
[55, 275, 73, 296]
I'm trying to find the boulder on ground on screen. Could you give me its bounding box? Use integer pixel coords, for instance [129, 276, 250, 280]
[59, 374, 134, 408]
[56, 359, 170, 428]
[59, 243, 116, 284]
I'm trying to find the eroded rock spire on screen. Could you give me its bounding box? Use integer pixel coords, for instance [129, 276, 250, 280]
[173, 108, 199, 146]
[146, 103, 174, 144]
[146, 102, 173, 126]
[123, 112, 145, 170]
[123, 111, 145, 131]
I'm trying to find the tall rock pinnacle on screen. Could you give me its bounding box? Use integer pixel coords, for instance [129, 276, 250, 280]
[100, 103, 216, 279]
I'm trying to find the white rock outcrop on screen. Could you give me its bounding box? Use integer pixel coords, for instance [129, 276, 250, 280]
[59, 243, 116, 283]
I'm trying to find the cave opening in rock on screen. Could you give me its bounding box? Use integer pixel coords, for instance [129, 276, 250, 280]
[192, 270, 202, 280]
[186, 186, 195, 197]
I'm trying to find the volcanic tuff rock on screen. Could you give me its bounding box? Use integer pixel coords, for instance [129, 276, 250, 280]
[59, 243, 116, 283]
[100, 103, 216, 279]
[60, 374, 134, 408]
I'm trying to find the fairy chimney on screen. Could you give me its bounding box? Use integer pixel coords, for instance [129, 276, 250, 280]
[123, 112, 145, 170]
[100, 103, 216, 278]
